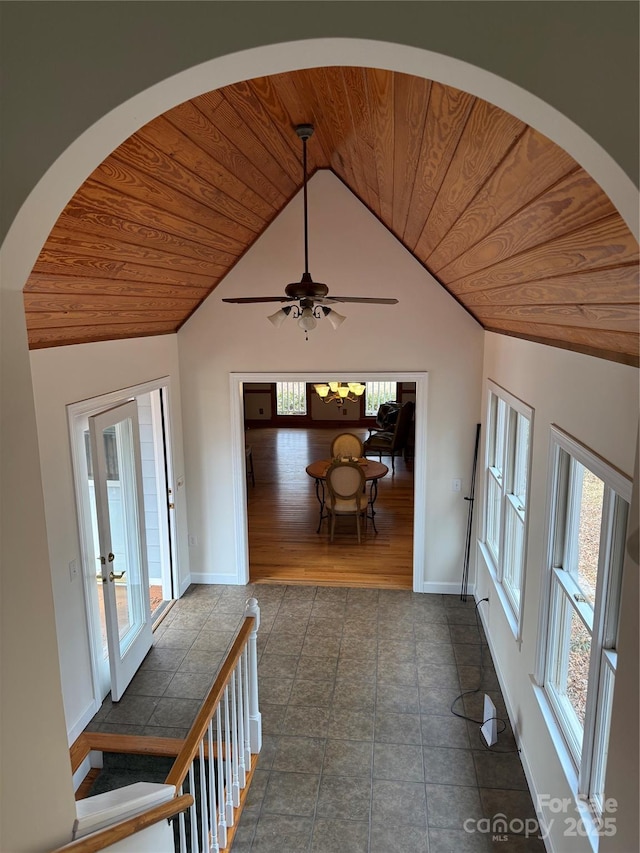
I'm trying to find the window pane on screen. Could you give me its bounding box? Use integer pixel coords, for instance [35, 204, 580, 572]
[567, 610, 591, 729]
[591, 659, 615, 812]
[276, 382, 306, 415]
[493, 398, 507, 474]
[365, 381, 396, 417]
[547, 583, 588, 755]
[503, 499, 524, 610]
[486, 471, 502, 562]
[575, 465, 604, 606]
[513, 413, 530, 505]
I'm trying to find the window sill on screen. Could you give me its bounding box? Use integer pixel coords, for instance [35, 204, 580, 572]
[530, 678, 602, 853]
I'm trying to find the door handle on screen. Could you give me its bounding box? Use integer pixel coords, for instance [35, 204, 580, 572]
[109, 570, 126, 581]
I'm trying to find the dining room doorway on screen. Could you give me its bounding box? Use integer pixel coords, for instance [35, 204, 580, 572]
[229, 371, 428, 591]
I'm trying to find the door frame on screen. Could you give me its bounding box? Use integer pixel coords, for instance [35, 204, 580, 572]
[67, 376, 177, 708]
[229, 370, 428, 592]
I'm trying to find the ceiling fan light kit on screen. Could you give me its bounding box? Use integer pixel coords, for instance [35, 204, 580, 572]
[222, 123, 398, 339]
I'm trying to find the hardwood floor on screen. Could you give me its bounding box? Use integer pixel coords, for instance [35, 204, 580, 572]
[246, 427, 414, 589]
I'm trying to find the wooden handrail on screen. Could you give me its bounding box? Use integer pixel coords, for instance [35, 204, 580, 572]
[165, 615, 255, 789]
[50, 793, 193, 853]
[70, 732, 185, 774]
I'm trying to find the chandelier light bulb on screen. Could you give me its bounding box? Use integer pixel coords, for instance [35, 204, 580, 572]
[297, 307, 317, 332]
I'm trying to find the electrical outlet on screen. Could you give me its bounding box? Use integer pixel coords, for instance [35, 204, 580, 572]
[259, 408, 264, 414]
[452, 478, 462, 492]
[188, 534, 197, 547]
[69, 559, 79, 581]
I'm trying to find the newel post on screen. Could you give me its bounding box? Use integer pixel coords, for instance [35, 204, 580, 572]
[244, 597, 262, 754]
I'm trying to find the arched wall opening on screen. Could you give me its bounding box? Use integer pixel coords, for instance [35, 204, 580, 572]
[1, 33, 638, 853]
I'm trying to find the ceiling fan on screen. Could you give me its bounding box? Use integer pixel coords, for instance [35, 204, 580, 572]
[222, 124, 398, 338]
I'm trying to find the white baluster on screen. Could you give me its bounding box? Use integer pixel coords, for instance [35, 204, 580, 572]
[231, 670, 240, 806]
[244, 597, 262, 754]
[236, 654, 247, 789]
[188, 764, 199, 853]
[178, 783, 187, 853]
[198, 741, 209, 853]
[223, 685, 234, 827]
[216, 708, 227, 849]
[207, 720, 219, 852]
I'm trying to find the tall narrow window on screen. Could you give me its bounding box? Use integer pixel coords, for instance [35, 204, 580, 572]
[365, 381, 397, 417]
[482, 382, 533, 634]
[276, 381, 307, 416]
[537, 427, 629, 819]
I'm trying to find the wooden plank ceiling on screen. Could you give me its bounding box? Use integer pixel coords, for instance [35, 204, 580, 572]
[24, 68, 639, 365]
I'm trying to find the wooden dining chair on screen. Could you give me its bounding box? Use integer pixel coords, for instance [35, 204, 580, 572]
[330, 432, 364, 460]
[324, 460, 368, 543]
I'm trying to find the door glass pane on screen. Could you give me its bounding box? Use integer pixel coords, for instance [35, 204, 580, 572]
[103, 416, 145, 655]
[85, 430, 109, 661]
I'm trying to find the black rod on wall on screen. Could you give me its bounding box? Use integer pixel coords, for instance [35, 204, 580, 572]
[460, 423, 481, 602]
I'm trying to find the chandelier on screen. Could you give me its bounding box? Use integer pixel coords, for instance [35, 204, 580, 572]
[313, 382, 366, 405]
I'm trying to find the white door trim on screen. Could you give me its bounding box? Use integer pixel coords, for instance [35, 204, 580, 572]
[229, 371, 428, 592]
[67, 376, 177, 710]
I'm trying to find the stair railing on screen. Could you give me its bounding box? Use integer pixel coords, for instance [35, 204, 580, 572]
[52, 597, 261, 853]
[164, 597, 262, 853]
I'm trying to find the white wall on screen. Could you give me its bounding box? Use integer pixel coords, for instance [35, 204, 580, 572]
[476, 333, 639, 852]
[177, 172, 484, 588]
[29, 336, 189, 744]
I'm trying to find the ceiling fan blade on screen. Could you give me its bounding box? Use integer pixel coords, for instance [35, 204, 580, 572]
[320, 296, 399, 304]
[222, 296, 295, 304]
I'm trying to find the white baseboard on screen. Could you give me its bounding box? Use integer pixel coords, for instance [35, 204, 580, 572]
[67, 699, 100, 747]
[189, 572, 245, 586]
[178, 573, 192, 596]
[474, 595, 551, 851]
[421, 581, 475, 596]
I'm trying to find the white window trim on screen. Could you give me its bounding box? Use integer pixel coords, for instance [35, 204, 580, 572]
[481, 380, 534, 640]
[533, 426, 631, 845]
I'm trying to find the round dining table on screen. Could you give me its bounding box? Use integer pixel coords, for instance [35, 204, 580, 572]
[305, 457, 389, 533]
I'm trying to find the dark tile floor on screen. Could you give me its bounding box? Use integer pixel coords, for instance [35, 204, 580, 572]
[88, 584, 545, 852]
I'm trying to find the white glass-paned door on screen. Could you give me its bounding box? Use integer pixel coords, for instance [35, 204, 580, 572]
[89, 400, 152, 701]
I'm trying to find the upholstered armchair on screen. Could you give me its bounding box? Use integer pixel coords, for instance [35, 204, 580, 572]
[363, 401, 414, 472]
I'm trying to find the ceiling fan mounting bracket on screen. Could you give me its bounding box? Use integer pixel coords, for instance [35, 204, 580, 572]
[295, 124, 314, 141]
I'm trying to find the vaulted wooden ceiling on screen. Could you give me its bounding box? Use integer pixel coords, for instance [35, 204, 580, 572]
[23, 68, 639, 365]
